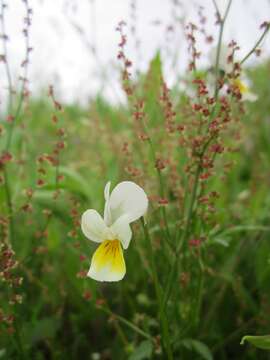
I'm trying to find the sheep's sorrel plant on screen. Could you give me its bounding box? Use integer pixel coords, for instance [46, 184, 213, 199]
[105, 5, 270, 358]
[1, 0, 270, 359]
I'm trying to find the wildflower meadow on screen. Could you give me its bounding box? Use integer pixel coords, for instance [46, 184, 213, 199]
[1, 0, 270, 359]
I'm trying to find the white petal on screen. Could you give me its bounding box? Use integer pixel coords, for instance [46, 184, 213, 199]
[104, 181, 111, 201]
[104, 181, 112, 226]
[87, 240, 126, 282]
[109, 181, 148, 223]
[110, 214, 132, 249]
[81, 209, 108, 243]
[242, 92, 258, 102]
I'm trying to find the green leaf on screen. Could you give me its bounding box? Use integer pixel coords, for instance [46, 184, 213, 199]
[212, 237, 230, 247]
[58, 166, 91, 199]
[181, 339, 213, 360]
[128, 340, 153, 360]
[42, 166, 91, 199]
[33, 190, 69, 220]
[142, 52, 164, 127]
[23, 318, 60, 345]
[47, 219, 61, 250]
[241, 335, 270, 350]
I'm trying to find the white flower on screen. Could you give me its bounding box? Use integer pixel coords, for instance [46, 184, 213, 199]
[209, 44, 258, 102]
[81, 181, 148, 282]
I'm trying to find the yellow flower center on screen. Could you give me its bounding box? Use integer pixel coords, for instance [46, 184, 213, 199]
[91, 239, 125, 274]
[233, 79, 248, 94]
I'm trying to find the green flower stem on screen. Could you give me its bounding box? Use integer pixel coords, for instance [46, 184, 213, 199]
[99, 305, 154, 343]
[0, 0, 13, 112]
[14, 319, 26, 360]
[162, 162, 201, 310]
[140, 218, 173, 360]
[3, 166, 14, 243]
[5, 94, 25, 151]
[192, 257, 204, 328]
[0, 0, 14, 245]
[142, 119, 171, 242]
[4, 0, 30, 152]
[214, 0, 233, 100]
[113, 320, 129, 347]
[240, 23, 270, 65]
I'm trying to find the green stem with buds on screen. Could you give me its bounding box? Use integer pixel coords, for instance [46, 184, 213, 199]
[213, 0, 233, 99]
[240, 23, 270, 65]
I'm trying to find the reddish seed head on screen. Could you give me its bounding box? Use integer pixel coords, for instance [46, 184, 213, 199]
[6, 115, 14, 123]
[70, 208, 78, 217]
[193, 103, 202, 111]
[26, 188, 33, 198]
[7, 327, 15, 334]
[56, 141, 65, 150]
[177, 125, 185, 132]
[57, 174, 65, 182]
[96, 298, 106, 307]
[210, 191, 220, 198]
[79, 254, 87, 262]
[21, 203, 32, 213]
[125, 59, 132, 67]
[202, 108, 210, 117]
[255, 48, 261, 57]
[138, 133, 149, 141]
[42, 209, 52, 217]
[180, 272, 190, 287]
[52, 115, 58, 123]
[37, 167, 46, 174]
[198, 196, 209, 204]
[260, 21, 270, 29]
[210, 143, 224, 154]
[83, 291, 92, 301]
[200, 172, 211, 181]
[155, 158, 166, 170]
[57, 128, 65, 136]
[207, 97, 215, 105]
[76, 270, 87, 278]
[189, 238, 201, 247]
[68, 230, 78, 238]
[158, 198, 169, 206]
[36, 179, 45, 187]
[53, 101, 62, 111]
[0, 152, 12, 165]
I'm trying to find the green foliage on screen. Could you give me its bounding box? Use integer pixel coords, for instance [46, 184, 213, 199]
[241, 335, 270, 350]
[128, 340, 153, 360]
[1, 48, 270, 359]
[180, 339, 213, 360]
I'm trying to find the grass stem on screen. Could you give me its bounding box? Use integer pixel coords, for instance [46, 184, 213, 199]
[141, 218, 173, 360]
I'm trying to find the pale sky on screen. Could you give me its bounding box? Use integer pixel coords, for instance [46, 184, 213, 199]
[1, 0, 270, 105]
